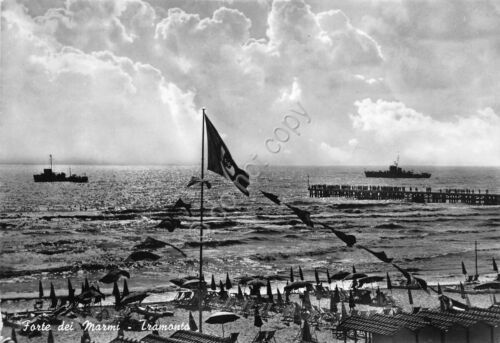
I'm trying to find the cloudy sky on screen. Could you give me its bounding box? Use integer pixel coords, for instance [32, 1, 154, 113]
[1, 0, 500, 166]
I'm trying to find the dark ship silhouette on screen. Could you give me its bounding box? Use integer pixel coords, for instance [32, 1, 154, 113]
[365, 156, 431, 179]
[34, 155, 88, 183]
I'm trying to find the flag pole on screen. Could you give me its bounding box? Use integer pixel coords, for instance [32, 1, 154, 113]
[199, 108, 206, 332]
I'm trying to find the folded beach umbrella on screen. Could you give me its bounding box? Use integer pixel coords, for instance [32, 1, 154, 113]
[266, 280, 274, 303]
[299, 266, 304, 281]
[67, 279, 75, 303]
[225, 272, 232, 290]
[112, 281, 121, 306]
[341, 302, 348, 317]
[331, 271, 350, 281]
[437, 283, 442, 295]
[348, 290, 355, 310]
[39, 280, 44, 298]
[211, 275, 217, 291]
[330, 293, 337, 313]
[386, 273, 392, 290]
[493, 258, 498, 272]
[188, 311, 198, 331]
[301, 320, 313, 342]
[352, 265, 357, 274]
[290, 267, 294, 283]
[327, 269, 331, 284]
[122, 279, 130, 297]
[333, 285, 340, 303]
[460, 282, 465, 299]
[84, 278, 90, 292]
[253, 307, 263, 330]
[219, 280, 225, 293]
[461, 261, 467, 275]
[205, 312, 240, 337]
[11, 327, 17, 343]
[50, 283, 57, 308]
[276, 288, 283, 305]
[47, 329, 54, 343]
[237, 285, 244, 300]
[314, 269, 320, 285]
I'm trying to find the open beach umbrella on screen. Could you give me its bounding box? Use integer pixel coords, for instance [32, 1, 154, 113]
[125, 251, 161, 262]
[247, 279, 266, 288]
[387, 273, 392, 290]
[122, 279, 130, 297]
[50, 283, 57, 308]
[39, 280, 44, 298]
[284, 281, 313, 292]
[266, 280, 274, 303]
[99, 269, 130, 284]
[120, 291, 149, 306]
[276, 288, 283, 305]
[331, 271, 350, 281]
[205, 312, 240, 337]
[314, 269, 320, 284]
[493, 258, 498, 272]
[225, 272, 232, 290]
[188, 311, 198, 331]
[299, 266, 304, 281]
[183, 279, 206, 290]
[474, 282, 500, 290]
[461, 261, 467, 275]
[344, 273, 367, 281]
[211, 275, 217, 291]
[254, 307, 263, 330]
[290, 267, 294, 283]
[358, 276, 384, 288]
[47, 329, 54, 343]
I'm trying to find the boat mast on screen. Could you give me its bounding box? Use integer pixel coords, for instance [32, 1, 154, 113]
[49, 154, 53, 170]
[394, 153, 399, 167]
[198, 108, 206, 332]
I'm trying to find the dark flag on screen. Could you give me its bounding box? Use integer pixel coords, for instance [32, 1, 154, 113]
[392, 263, 413, 284]
[285, 204, 313, 227]
[301, 320, 312, 342]
[408, 288, 414, 305]
[321, 224, 356, 247]
[174, 198, 192, 216]
[189, 311, 198, 331]
[493, 258, 498, 272]
[461, 261, 467, 275]
[386, 272, 392, 290]
[358, 245, 393, 263]
[260, 190, 281, 205]
[414, 277, 429, 292]
[205, 114, 250, 196]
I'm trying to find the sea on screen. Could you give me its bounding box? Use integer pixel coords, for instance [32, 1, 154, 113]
[1, 164, 499, 302]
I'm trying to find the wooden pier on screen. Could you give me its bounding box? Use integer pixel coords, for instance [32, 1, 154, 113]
[308, 184, 500, 205]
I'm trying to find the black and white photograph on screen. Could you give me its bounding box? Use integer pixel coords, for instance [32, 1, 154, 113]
[1, 0, 500, 342]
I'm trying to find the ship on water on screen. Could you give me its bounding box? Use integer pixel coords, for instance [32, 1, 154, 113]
[33, 155, 88, 183]
[365, 155, 431, 179]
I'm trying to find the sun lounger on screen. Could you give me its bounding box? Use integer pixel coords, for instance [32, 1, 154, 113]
[265, 330, 277, 343]
[252, 331, 268, 343]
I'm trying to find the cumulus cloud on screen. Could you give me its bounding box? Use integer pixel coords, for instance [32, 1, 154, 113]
[350, 99, 500, 165]
[1, 0, 499, 166]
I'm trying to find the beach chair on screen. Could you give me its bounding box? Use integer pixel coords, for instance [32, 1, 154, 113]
[252, 331, 267, 343]
[228, 332, 239, 343]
